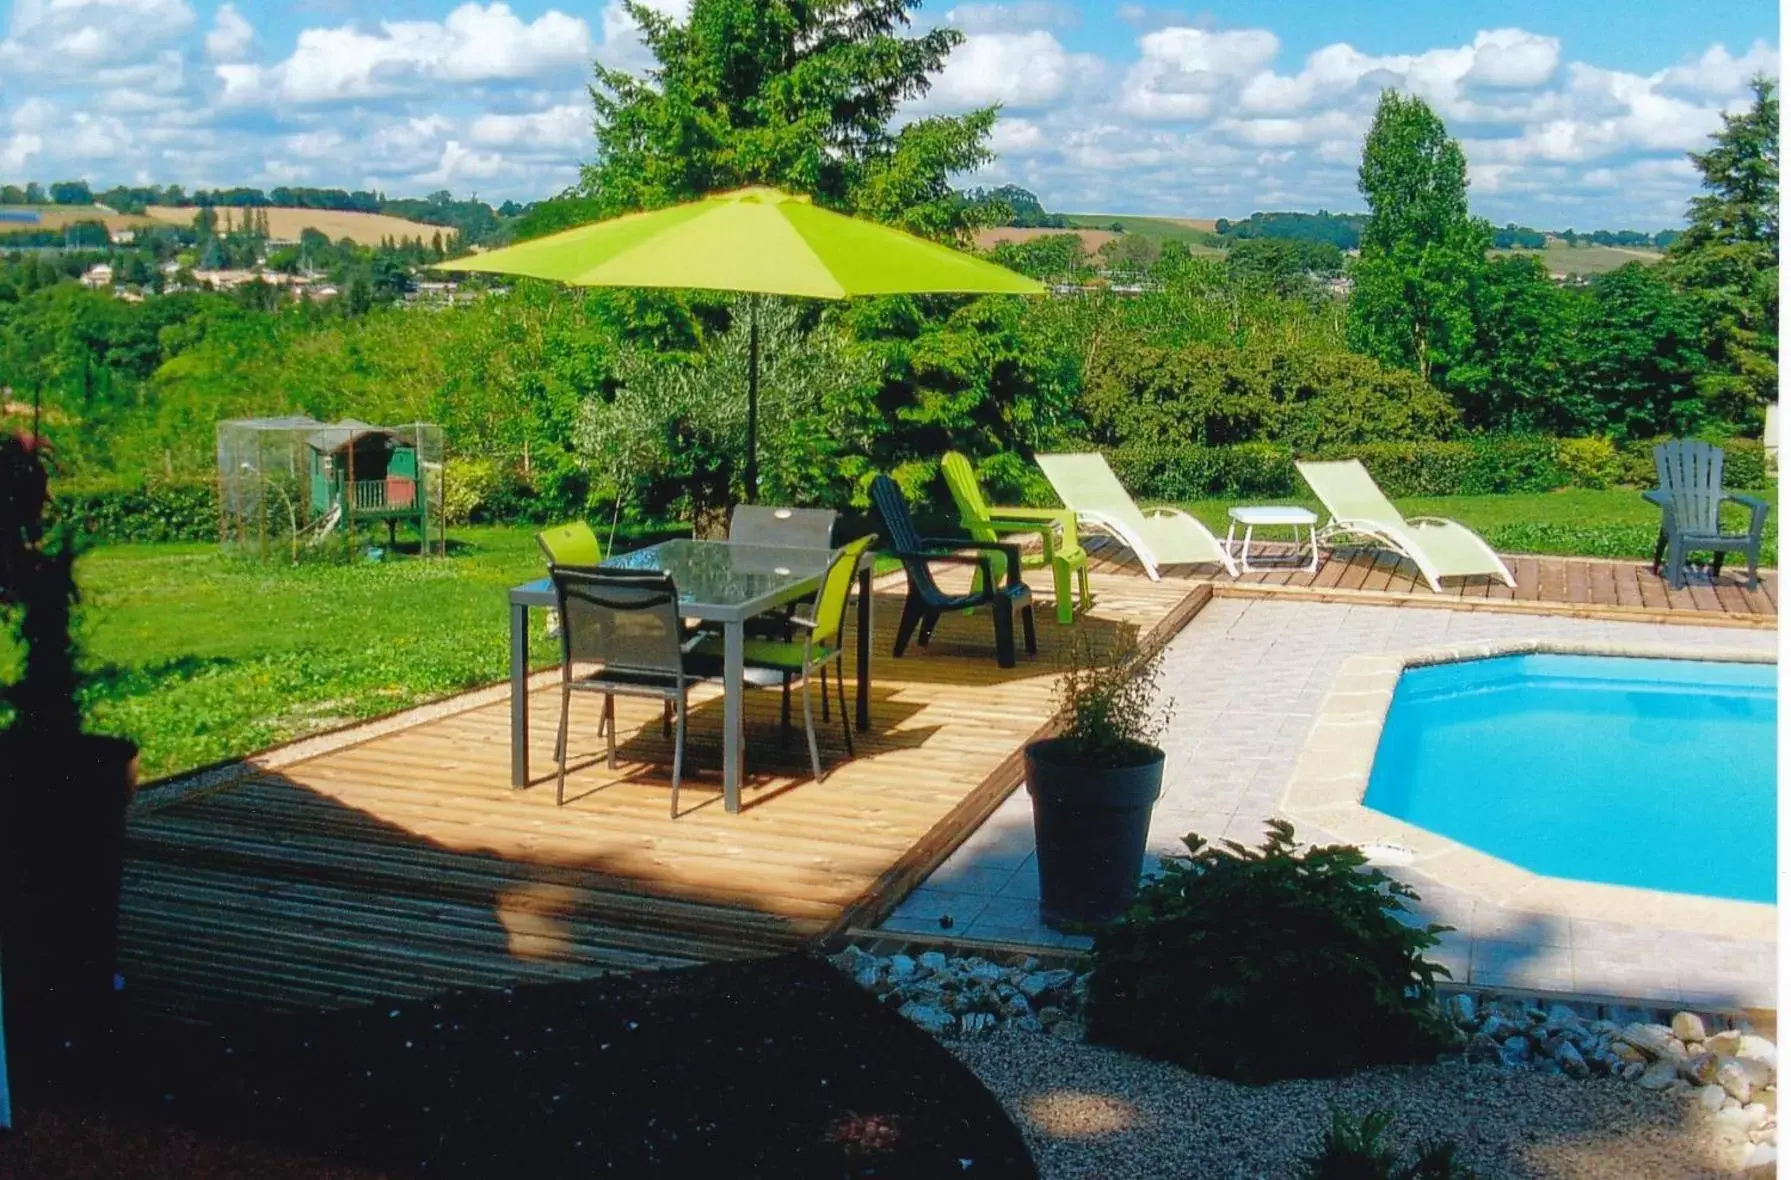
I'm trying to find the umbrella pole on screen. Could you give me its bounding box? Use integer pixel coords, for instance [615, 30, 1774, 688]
[746, 294, 760, 503]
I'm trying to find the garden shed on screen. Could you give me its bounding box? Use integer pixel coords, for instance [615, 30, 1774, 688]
[216, 416, 445, 559]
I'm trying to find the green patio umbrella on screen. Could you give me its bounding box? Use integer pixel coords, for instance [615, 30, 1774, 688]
[435, 186, 1046, 500]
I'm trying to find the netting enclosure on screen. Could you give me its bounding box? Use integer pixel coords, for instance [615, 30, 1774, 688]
[217, 417, 445, 559]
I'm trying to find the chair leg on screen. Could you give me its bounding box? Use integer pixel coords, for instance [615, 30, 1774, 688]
[1711, 550, 1727, 580]
[555, 681, 572, 807]
[800, 671, 823, 782]
[779, 672, 793, 748]
[820, 663, 830, 722]
[1665, 536, 1687, 590]
[834, 660, 854, 757]
[992, 596, 1016, 668]
[1651, 529, 1667, 575]
[917, 611, 940, 647]
[1052, 558, 1074, 625]
[669, 696, 686, 819]
[893, 592, 926, 658]
[605, 695, 618, 770]
[1747, 546, 1761, 590]
[1021, 603, 1038, 655]
[1078, 563, 1092, 610]
[662, 699, 672, 738]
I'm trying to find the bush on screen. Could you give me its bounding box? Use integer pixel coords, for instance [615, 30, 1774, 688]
[52, 477, 219, 543]
[1299, 1110, 1478, 1180]
[1107, 436, 1770, 501]
[1085, 821, 1456, 1083]
[1083, 343, 1458, 452]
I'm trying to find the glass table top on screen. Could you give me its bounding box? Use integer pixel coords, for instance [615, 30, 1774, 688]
[600, 539, 831, 614]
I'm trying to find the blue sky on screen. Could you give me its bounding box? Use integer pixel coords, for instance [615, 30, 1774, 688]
[0, 1, 1778, 228]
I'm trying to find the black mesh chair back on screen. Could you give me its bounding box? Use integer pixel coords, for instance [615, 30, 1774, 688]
[552, 568, 686, 678]
[728, 505, 837, 548]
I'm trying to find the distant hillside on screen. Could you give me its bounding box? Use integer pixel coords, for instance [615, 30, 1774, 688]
[973, 226, 1120, 253]
[1494, 241, 1664, 276]
[144, 206, 455, 246]
[0, 205, 157, 233]
[1063, 214, 1224, 249]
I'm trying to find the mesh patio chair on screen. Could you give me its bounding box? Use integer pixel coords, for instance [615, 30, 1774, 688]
[727, 504, 838, 641]
[550, 567, 718, 817]
[693, 535, 875, 781]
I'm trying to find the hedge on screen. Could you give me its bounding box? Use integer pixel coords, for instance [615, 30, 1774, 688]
[43, 436, 1773, 543]
[1109, 437, 1770, 502]
[53, 476, 219, 543]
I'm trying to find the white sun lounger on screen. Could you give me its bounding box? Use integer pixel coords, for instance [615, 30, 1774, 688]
[1036, 452, 1238, 580]
[1297, 459, 1515, 592]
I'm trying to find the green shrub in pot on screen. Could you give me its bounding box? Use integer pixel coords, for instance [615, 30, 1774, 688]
[1024, 631, 1172, 929]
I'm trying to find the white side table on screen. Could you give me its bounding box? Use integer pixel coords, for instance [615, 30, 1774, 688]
[1226, 505, 1319, 573]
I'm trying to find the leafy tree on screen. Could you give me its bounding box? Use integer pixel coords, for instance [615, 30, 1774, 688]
[48, 181, 92, 206]
[580, 0, 998, 241]
[1446, 255, 1583, 433]
[1227, 238, 1343, 297]
[985, 233, 1088, 282]
[1662, 74, 1778, 419]
[23, 183, 45, 205]
[1346, 92, 1490, 384]
[1569, 263, 1709, 438]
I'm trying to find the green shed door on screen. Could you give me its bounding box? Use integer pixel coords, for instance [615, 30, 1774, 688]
[310, 451, 332, 515]
[388, 448, 418, 478]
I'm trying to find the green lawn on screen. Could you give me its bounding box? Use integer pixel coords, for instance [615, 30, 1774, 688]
[1172, 488, 1776, 566]
[40, 527, 557, 782]
[1490, 241, 1663, 275]
[9, 491, 1774, 784]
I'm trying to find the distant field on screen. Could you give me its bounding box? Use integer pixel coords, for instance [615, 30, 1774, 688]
[973, 226, 1121, 252]
[1062, 214, 1225, 251]
[1493, 241, 1663, 275]
[0, 204, 157, 232]
[144, 206, 454, 246]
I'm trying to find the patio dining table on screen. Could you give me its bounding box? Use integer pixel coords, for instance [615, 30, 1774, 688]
[508, 539, 876, 812]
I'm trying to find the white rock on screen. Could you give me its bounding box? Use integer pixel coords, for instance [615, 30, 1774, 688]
[1698, 1083, 1730, 1112]
[834, 945, 876, 972]
[1557, 1041, 1590, 1079]
[1741, 1143, 1776, 1176]
[959, 1012, 996, 1037]
[1444, 994, 1476, 1027]
[1037, 1005, 1065, 1027]
[1718, 1057, 1757, 1104]
[1614, 1041, 1647, 1065]
[964, 958, 1004, 984]
[917, 951, 949, 973]
[1638, 1059, 1681, 1090]
[898, 1001, 953, 1036]
[1682, 1052, 1720, 1084]
[888, 954, 917, 981]
[1739, 1035, 1779, 1074]
[1620, 1023, 1681, 1061]
[1709, 1030, 1745, 1056]
[1623, 1062, 1646, 1082]
[853, 964, 882, 990]
[1673, 1012, 1708, 1043]
[1741, 1103, 1771, 1131]
[1734, 1056, 1775, 1093]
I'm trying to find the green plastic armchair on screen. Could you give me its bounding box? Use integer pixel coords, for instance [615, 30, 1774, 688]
[941, 451, 1091, 625]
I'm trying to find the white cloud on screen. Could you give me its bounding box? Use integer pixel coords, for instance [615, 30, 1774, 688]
[926, 31, 1103, 110]
[205, 3, 254, 62]
[468, 104, 588, 148]
[1657, 40, 1780, 97]
[0, 0, 195, 77]
[219, 3, 595, 106]
[1120, 28, 1280, 119]
[1463, 29, 1561, 89]
[945, 2, 1078, 34]
[597, 0, 690, 75]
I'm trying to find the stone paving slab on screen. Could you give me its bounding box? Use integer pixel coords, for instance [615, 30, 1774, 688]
[880, 598, 1779, 1009]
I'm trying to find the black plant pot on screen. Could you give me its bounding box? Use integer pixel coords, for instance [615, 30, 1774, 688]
[1025, 737, 1163, 930]
[0, 733, 139, 1071]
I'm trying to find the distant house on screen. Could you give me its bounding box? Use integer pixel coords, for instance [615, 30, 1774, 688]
[79, 263, 114, 289]
[109, 229, 136, 245]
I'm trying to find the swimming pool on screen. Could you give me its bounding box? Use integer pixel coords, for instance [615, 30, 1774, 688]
[1365, 654, 1777, 903]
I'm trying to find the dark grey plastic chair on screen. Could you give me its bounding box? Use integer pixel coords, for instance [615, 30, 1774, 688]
[550, 567, 717, 817]
[1645, 440, 1771, 590]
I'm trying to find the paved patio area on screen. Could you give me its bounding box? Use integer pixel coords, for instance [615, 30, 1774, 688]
[879, 597, 1778, 1009]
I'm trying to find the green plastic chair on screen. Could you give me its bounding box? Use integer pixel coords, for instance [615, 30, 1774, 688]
[941, 452, 1090, 626]
[693, 534, 876, 782]
[535, 521, 601, 568]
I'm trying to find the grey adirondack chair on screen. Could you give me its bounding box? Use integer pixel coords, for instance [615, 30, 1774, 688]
[1645, 440, 1771, 590]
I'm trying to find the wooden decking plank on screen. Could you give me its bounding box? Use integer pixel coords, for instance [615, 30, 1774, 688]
[1587, 561, 1617, 608]
[1513, 556, 1541, 602]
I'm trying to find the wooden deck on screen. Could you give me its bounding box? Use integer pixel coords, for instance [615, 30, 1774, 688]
[1082, 537, 1778, 627]
[119, 572, 1204, 1025]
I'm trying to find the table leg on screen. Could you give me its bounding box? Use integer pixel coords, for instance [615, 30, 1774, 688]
[723, 620, 745, 813]
[855, 567, 873, 731]
[510, 600, 530, 789]
[1241, 524, 1256, 573]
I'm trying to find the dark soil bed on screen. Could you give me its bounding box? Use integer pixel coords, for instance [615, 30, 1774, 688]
[0, 953, 1035, 1179]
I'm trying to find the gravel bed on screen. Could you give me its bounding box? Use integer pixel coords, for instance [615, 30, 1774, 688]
[951, 1027, 1766, 1179]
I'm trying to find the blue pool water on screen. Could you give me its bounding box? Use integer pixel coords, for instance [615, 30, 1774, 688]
[1364, 654, 1777, 903]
